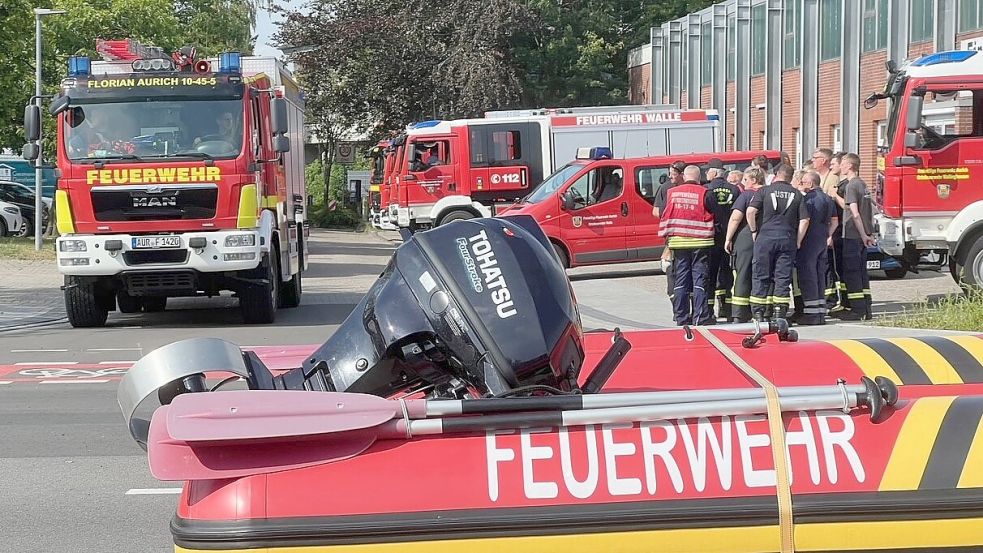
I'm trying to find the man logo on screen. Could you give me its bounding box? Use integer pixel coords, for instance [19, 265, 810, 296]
[572, 216, 583, 228]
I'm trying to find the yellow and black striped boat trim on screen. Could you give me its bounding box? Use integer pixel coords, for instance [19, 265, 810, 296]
[826, 336, 983, 385]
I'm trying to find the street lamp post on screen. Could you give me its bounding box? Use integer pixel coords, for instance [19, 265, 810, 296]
[33, 8, 66, 251]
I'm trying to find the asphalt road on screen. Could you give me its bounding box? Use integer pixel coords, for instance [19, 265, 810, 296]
[0, 228, 971, 552]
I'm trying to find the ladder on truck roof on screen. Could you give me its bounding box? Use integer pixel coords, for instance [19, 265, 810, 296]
[484, 104, 681, 118]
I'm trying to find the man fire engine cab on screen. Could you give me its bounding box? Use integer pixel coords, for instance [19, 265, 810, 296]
[865, 49, 983, 289]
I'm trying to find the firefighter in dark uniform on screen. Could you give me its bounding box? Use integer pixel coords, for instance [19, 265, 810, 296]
[658, 165, 717, 326]
[705, 158, 741, 321]
[652, 160, 688, 302]
[745, 164, 810, 321]
[836, 153, 875, 320]
[792, 171, 838, 325]
[724, 167, 766, 323]
[825, 153, 848, 311]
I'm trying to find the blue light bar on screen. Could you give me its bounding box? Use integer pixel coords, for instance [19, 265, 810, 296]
[911, 50, 977, 67]
[68, 56, 90, 77]
[219, 52, 241, 73]
[411, 120, 442, 129]
[575, 146, 613, 160]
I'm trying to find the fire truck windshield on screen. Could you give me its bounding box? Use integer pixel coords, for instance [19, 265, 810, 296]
[64, 99, 243, 161]
[523, 163, 586, 204]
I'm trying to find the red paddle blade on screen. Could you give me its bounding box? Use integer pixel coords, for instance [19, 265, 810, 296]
[148, 405, 378, 481]
[166, 390, 400, 442]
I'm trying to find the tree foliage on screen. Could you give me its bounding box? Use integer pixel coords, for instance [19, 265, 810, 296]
[0, 0, 257, 150]
[276, 0, 715, 144]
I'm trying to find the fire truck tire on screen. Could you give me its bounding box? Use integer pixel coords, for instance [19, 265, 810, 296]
[116, 290, 142, 313]
[280, 269, 302, 308]
[959, 235, 983, 291]
[65, 277, 109, 328]
[551, 242, 570, 269]
[142, 297, 167, 312]
[241, 249, 279, 324]
[438, 210, 475, 226]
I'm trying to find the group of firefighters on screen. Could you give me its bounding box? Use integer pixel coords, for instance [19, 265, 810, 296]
[655, 149, 876, 326]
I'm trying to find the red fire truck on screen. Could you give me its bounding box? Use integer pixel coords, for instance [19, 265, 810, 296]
[504, 148, 780, 268]
[23, 40, 307, 327]
[866, 49, 983, 289]
[387, 106, 721, 231]
[368, 140, 397, 230]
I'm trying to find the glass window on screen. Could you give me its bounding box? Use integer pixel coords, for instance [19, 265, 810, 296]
[959, 0, 982, 31]
[490, 131, 520, 162]
[701, 21, 713, 86]
[911, 91, 983, 151]
[681, 34, 688, 92]
[820, 0, 842, 60]
[409, 140, 450, 171]
[862, 0, 888, 52]
[567, 167, 624, 209]
[727, 14, 736, 81]
[911, 0, 935, 42]
[636, 166, 670, 204]
[832, 124, 842, 152]
[525, 163, 585, 204]
[752, 4, 767, 75]
[784, 0, 801, 69]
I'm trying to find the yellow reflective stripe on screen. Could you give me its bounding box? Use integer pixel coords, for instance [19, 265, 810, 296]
[886, 338, 962, 384]
[667, 236, 714, 248]
[749, 296, 769, 305]
[54, 190, 75, 234]
[879, 396, 955, 491]
[846, 292, 866, 299]
[731, 297, 750, 305]
[958, 416, 983, 488]
[237, 184, 258, 228]
[826, 340, 903, 384]
[768, 296, 789, 305]
[946, 336, 983, 367]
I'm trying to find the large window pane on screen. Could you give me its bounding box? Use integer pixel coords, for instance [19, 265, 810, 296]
[862, 0, 888, 52]
[727, 14, 736, 81]
[959, 0, 981, 31]
[820, 0, 842, 60]
[911, 0, 935, 41]
[701, 21, 713, 86]
[783, 0, 801, 68]
[752, 4, 766, 75]
[877, 0, 888, 47]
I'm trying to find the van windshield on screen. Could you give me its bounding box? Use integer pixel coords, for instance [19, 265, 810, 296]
[524, 163, 585, 204]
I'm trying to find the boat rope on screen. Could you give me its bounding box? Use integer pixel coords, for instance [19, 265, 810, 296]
[695, 326, 796, 553]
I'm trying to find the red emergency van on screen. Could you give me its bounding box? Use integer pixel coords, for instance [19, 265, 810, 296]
[502, 149, 781, 268]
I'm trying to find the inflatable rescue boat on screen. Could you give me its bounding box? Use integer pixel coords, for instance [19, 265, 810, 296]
[118, 215, 983, 553]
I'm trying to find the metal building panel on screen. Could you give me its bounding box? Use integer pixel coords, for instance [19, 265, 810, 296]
[800, 0, 820, 160]
[841, 0, 862, 153]
[736, 0, 752, 150]
[766, 0, 784, 151]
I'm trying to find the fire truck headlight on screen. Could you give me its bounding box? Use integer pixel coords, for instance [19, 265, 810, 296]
[59, 240, 87, 252]
[224, 234, 256, 248]
[59, 257, 90, 266]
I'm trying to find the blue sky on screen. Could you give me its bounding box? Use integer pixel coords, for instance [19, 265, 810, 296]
[254, 7, 284, 58]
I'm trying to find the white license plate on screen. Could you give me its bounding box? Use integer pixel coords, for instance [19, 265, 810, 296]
[132, 236, 181, 249]
[866, 260, 881, 270]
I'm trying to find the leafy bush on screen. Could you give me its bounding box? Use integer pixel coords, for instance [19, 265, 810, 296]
[309, 205, 362, 229]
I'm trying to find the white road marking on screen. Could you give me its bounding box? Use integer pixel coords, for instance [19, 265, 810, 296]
[125, 488, 182, 495]
[0, 381, 12, 385]
[99, 361, 136, 365]
[10, 349, 68, 353]
[14, 361, 78, 366]
[39, 379, 111, 384]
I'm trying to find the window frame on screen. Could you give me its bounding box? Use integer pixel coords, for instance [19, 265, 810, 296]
[783, 0, 802, 69]
[911, 0, 936, 42]
[701, 20, 713, 87]
[820, 0, 842, 61]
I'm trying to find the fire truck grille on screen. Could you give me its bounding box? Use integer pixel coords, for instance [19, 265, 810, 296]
[123, 249, 189, 265]
[123, 271, 196, 294]
[91, 185, 218, 221]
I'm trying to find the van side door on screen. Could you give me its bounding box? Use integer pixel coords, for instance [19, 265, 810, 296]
[557, 162, 629, 266]
[627, 164, 671, 261]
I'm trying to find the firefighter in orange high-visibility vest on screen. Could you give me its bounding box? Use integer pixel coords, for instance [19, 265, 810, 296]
[658, 165, 718, 326]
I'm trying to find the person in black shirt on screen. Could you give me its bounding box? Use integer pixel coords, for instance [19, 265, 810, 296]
[704, 158, 741, 321]
[725, 167, 766, 323]
[745, 164, 810, 321]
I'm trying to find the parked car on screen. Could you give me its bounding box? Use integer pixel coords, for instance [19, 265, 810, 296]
[867, 245, 907, 279]
[0, 180, 52, 237]
[0, 200, 24, 237]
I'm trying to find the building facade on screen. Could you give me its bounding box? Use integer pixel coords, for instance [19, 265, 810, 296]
[628, 0, 983, 182]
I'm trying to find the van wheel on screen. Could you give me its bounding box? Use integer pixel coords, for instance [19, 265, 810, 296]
[142, 297, 167, 312]
[438, 210, 475, 226]
[552, 243, 570, 269]
[116, 291, 142, 313]
[241, 248, 278, 324]
[0, 218, 7, 237]
[65, 276, 109, 328]
[884, 267, 907, 279]
[16, 219, 32, 238]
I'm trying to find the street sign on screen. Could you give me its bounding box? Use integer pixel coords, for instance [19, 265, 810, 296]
[336, 143, 356, 165]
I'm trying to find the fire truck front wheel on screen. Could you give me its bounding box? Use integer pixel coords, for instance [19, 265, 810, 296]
[65, 276, 110, 328]
[957, 234, 983, 291]
[437, 210, 476, 226]
[240, 249, 279, 324]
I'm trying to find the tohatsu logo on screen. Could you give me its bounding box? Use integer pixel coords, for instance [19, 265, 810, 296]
[466, 229, 517, 319]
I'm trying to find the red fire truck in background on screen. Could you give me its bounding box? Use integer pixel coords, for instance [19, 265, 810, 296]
[866, 49, 983, 289]
[385, 105, 721, 231]
[368, 140, 397, 230]
[23, 40, 308, 327]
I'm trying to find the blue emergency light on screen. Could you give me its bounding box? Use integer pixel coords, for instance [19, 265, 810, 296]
[576, 146, 613, 160]
[219, 52, 241, 73]
[68, 56, 91, 77]
[911, 50, 977, 67]
[411, 120, 442, 129]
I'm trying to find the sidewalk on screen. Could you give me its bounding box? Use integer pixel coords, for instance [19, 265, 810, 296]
[0, 259, 66, 331]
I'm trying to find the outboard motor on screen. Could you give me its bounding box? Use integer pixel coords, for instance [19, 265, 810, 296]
[254, 214, 586, 398]
[119, 215, 588, 446]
